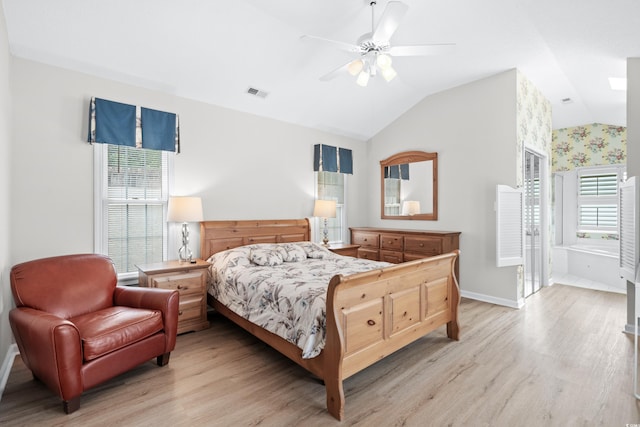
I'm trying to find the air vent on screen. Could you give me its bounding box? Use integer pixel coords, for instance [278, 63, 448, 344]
[246, 87, 269, 99]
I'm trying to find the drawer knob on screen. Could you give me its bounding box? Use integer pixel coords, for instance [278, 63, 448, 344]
[419, 243, 424, 247]
[367, 319, 376, 326]
[179, 311, 183, 316]
[177, 285, 183, 289]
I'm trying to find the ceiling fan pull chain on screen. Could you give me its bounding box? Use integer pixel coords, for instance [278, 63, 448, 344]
[370, 1, 376, 33]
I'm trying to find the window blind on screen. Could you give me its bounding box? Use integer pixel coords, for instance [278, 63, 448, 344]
[105, 145, 168, 274]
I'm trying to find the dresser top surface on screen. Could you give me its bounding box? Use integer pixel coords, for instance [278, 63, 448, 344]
[350, 227, 460, 236]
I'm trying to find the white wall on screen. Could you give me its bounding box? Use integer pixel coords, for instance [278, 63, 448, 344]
[0, 1, 15, 394]
[367, 70, 521, 306]
[10, 58, 369, 263]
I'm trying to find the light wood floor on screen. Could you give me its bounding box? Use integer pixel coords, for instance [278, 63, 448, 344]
[1, 284, 639, 426]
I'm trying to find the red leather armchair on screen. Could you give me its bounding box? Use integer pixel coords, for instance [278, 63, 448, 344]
[9, 254, 179, 414]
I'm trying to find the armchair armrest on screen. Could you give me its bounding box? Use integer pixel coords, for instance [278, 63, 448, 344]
[113, 286, 179, 351]
[9, 307, 83, 401]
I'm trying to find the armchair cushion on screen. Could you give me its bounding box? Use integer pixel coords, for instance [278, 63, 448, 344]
[71, 307, 164, 362]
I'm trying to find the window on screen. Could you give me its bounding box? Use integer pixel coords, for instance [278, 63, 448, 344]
[384, 178, 401, 215]
[95, 144, 171, 280]
[316, 171, 346, 243]
[577, 166, 625, 232]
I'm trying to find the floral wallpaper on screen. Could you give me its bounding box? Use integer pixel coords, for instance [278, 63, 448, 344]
[552, 123, 626, 241]
[552, 123, 626, 172]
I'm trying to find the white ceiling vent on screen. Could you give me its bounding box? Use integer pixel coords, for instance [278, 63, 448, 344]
[246, 87, 269, 99]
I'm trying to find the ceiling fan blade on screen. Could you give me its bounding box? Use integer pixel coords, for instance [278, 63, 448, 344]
[389, 43, 456, 57]
[319, 61, 352, 81]
[372, 1, 409, 43]
[300, 35, 361, 53]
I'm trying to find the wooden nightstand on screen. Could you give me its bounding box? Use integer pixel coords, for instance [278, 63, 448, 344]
[136, 259, 210, 334]
[328, 243, 360, 257]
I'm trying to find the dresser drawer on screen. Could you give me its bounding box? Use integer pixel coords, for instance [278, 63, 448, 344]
[357, 248, 380, 261]
[380, 234, 404, 251]
[380, 250, 403, 264]
[404, 236, 442, 256]
[148, 270, 205, 296]
[352, 232, 380, 248]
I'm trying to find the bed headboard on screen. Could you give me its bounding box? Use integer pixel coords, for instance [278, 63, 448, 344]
[200, 219, 311, 260]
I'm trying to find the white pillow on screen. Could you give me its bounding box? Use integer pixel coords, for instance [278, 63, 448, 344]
[276, 244, 307, 262]
[249, 248, 284, 266]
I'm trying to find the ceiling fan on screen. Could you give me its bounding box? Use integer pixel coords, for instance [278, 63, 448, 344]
[301, 0, 454, 87]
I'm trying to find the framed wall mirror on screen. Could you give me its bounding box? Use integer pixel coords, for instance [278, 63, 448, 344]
[380, 151, 438, 220]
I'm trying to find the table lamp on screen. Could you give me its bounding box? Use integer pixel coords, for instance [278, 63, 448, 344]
[167, 196, 204, 261]
[313, 199, 337, 246]
[402, 200, 421, 216]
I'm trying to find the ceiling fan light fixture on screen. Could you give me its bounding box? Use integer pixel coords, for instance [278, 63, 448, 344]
[381, 66, 397, 82]
[356, 70, 370, 87]
[376, 53, 392, 70]
[347, 59, 364, 76]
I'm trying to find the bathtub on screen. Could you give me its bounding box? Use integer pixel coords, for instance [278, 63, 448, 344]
[552, 244, 626, 294]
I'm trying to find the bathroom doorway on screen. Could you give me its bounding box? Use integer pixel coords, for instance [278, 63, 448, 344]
[523, 149, 547, 297]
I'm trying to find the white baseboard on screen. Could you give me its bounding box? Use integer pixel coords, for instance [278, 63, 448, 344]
[460, 289, 523, 309]
[0, 344, 18, 402]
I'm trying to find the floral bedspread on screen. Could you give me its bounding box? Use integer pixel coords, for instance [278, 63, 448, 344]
[207, 242, 390, 359]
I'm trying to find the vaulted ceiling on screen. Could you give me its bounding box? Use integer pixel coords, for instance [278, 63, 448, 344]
[3, 0, 639, 140]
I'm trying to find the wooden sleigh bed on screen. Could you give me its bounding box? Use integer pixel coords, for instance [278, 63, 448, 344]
[200, 219, 460, 421]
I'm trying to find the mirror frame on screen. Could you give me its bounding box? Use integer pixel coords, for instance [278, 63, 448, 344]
[380, 150, 438, 221]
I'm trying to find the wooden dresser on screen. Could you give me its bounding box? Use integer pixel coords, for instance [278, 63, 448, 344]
[350, 227, 461, 280]
[136, 259, 211, 334]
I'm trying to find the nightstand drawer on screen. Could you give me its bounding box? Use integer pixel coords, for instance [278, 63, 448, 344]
[178, 295, 205, 322]
[136, 259, 211, 335]
[149, 271, 205, 295]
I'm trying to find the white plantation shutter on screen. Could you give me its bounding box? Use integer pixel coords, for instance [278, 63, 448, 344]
[496, 185, 524, 267]
[578, 170, 619, 231]
[619, 176, 639, 282]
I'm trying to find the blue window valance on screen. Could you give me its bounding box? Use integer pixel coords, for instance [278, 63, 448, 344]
[313, 144, 353, 174]
[384, 164, 410, 180]
[88, 97, 180, 153]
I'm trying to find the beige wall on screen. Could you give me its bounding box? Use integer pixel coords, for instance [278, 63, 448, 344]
[9, 58, 369, 264]
[0, 2, 14, 390]
[367, 70, 522, 306]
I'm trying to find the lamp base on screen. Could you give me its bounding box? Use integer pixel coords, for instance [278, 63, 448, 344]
[321, 217, 330, 247]
[178, 245, 193, 262]
[178, 222, 192, 262]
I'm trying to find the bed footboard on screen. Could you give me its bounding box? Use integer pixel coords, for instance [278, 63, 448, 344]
[324, 250, 460, 420]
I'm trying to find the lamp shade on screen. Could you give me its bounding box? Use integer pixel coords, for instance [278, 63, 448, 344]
[313, 200, 336, 218]
[167, 196, 203, 222]
[402, 200, 421, 216]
